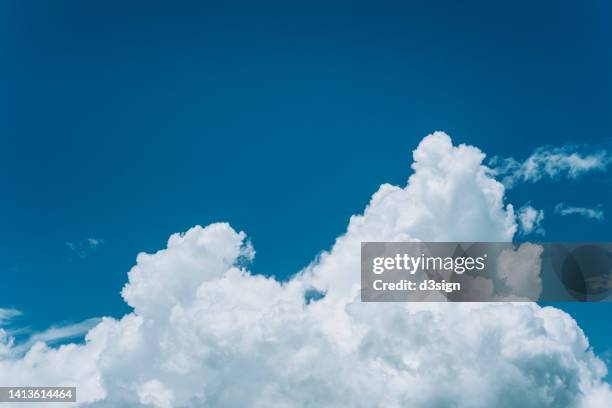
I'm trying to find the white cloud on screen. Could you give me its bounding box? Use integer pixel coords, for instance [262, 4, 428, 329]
[0, 132, 610, 407]
[555, 203, 604, 220]
[490, 145, 609, 188]
[0, 308, 20, 325]
[138, 380, 174, 408]
[87, 238, 105, 249]
[517, 205, 545, 235]
[0, 311, 99, 359]
[0, 309, 21, 358]
[12, 318, 102, 355]
[66, 238, 106, 259]
[496, 244, 544, 300]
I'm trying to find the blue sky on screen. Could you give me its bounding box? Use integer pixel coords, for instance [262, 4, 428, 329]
[1, 0, 611, 361]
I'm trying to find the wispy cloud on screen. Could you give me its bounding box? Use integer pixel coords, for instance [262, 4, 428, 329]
[0, 308, 21, 325]
[66, 237, 105, 258]
[1, 309, 22, 357]
[517, 205, 545, 235]
[554, 203, 604, 220]
[86, 238, 104, 249]
[2, 317, 101, 357]
[490, 145, 610, 188]
[20, 318, 101, 349]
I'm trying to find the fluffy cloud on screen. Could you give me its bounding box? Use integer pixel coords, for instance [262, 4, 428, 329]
[496, 244, 544, 300]
[555, 203, 605, 221]
[490, 145, 609, 188]
[0, 132, 610, 407]
[517, 205, 545, 235]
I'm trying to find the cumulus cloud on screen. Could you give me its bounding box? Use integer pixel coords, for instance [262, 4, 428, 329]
[496, 244, 544, 300]
[555, 203, 605, 221]
[490, 145, 610, 188]
[517, 205, 545, 235]
[0, 132, 610, 407]
[66, 238, 106, 259]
